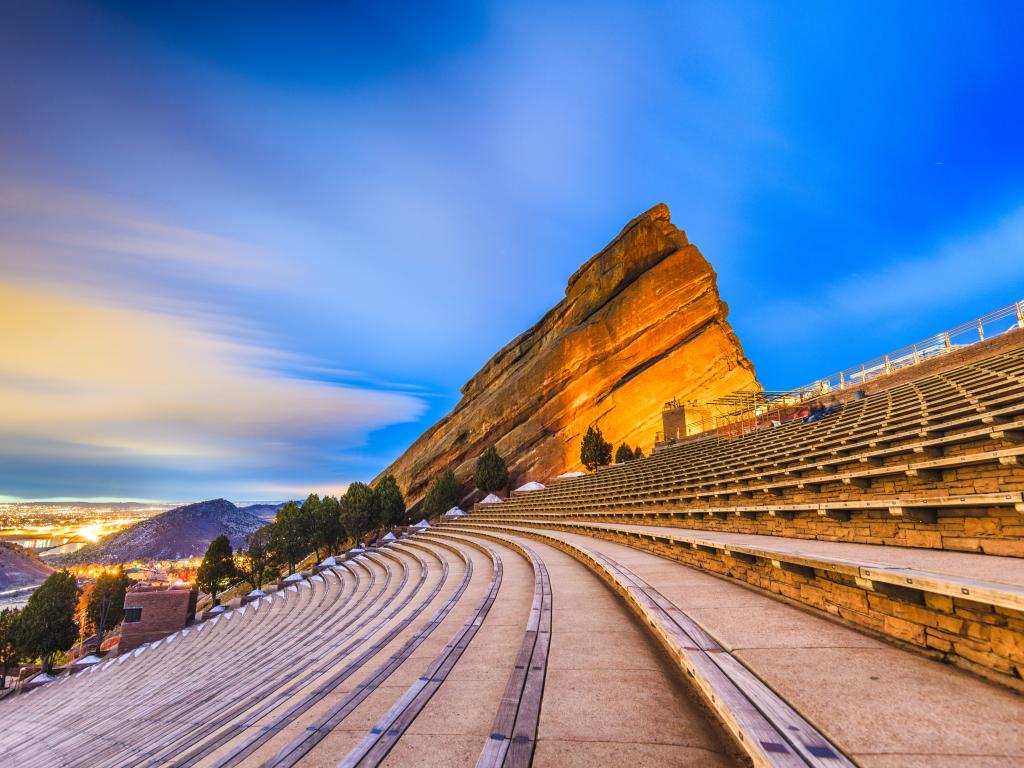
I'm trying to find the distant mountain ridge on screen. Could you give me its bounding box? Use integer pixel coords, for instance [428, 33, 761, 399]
[0, 541, 55, 594]
[57, 499, 264, 564]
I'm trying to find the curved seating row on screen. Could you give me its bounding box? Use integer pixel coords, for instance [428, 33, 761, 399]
[5, 516, 1023, 766]
[481, 346, 1024, 555]
[439, 523, 1024, 766]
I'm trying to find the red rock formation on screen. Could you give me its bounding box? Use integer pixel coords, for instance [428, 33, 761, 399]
[379, 203, 759, 504]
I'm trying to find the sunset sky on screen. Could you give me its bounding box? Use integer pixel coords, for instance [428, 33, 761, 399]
[2, 1, 1023, 501]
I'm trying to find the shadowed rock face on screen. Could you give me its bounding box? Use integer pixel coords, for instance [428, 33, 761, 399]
[380, 203, 759, 505]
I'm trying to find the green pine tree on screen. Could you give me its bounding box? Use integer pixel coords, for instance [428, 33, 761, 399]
[474, 446, 509, 494]
[580, 425, 613, 470]
[316, 496, 345, 556]
[614, 443, 634, 463]
[85, 569, 131, 653]
[196, 535, 237, 605]
[301, 494, 324, 561]
[422, 470, 461, 519]
[342, 482, 378, 545]
[374, 475, 407, 528]
[0, 607, 21, 689]
[235, 525, 275, 591]
[270, 501, 308, 575]
[16, 570, 79, 674]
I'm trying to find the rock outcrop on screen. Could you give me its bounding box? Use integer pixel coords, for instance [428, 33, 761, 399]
[379, 204, 759, 504]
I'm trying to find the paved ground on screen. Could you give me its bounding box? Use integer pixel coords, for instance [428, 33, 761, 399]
[493, 533, 737, 768]
[484, 525, 1024, 768]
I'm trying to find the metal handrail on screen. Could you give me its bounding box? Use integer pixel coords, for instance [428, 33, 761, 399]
[664, 298, 1024, 444]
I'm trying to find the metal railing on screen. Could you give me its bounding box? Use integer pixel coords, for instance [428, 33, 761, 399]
[658, 298, 1024, 446]
[783, 299, 1024, 402]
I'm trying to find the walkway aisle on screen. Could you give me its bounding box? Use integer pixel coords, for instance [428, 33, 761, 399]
[517, 526, 1024, 768]
[480, 533, 737, 768]
[377, 535, 535, 767]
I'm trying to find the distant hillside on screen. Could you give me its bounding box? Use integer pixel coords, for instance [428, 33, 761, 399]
[57, 499, 264, 565]
[238, 502, 285, 521]
[0, 541, 55, 593]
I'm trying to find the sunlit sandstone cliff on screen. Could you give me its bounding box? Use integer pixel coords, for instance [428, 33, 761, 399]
[380, 203, 760, 505]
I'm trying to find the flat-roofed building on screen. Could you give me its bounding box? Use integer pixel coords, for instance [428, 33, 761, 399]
[117, 584, 197, 654]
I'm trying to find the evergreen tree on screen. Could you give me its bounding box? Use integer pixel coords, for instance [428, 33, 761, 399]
[580, 425, 613, 470]
[375, 475, 407, 528]
[342, 482, 378, 545]
[270, 501, 308, 575]
[633, 445, 644, 460]
[422, 470, 461, 519]
[301, 493, 324, 561]
[15, 570, 79, 674]
[614, 443, 634, 463]
[196, 535, 237, 606]
[85, 569, 131, 653]
[474, 446, 509, 494]
[316, 495, 345, 556]
[235, 525, 275, 591]
[0, 607, 20, 689]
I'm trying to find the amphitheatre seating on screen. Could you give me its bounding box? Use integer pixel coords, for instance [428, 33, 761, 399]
[2, 519, 1023, 766]
[479, 346, 1024, 556]
[3, 344, 1024, 766]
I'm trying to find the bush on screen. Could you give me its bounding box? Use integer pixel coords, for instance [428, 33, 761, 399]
[422, 470, 461, 519]
[580, 425, 612, 470]
[614, 443, 634, 463]
[474, 446, 509, 494]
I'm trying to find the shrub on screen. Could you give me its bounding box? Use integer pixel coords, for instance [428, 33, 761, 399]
[614, 443, 634, 463]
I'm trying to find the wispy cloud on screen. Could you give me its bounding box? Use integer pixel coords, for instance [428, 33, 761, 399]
[0, 279, 425, 499]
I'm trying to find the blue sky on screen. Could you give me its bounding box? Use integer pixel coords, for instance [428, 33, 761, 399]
[1, 1, 1022, 502]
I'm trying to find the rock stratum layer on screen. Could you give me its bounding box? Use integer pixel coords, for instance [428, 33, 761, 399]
[380, 203, 759, 505]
